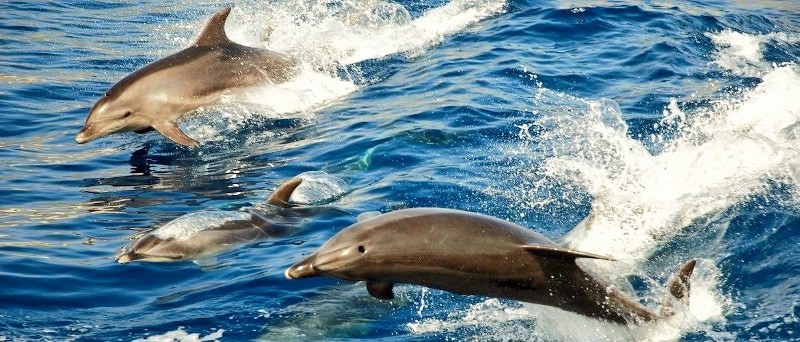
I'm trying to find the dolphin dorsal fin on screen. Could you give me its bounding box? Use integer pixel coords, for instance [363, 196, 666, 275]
[194, 7, 233, 46]
[521, 245, 615, 261]
[267, 178, 303, 208]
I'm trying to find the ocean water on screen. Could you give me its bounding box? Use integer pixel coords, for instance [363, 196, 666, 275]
[1, 0, 799, 340]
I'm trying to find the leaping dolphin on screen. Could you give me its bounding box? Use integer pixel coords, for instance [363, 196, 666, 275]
[76, 7, 295, 147]
[285, 208, 695, 324]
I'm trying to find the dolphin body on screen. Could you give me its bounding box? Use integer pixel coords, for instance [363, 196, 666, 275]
[285, 208, 695, 324]
[76, 7, 295, 147]
[117, 176, 305, 263]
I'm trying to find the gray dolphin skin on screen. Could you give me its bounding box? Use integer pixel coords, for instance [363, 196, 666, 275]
[285, 208, 696, 324]
[116, 177, 303, 263]
[76, 7, 295, 147]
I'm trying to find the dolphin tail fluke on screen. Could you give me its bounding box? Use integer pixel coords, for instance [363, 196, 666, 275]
[659, 259, 696, 318]
[152, 121, 199, 147]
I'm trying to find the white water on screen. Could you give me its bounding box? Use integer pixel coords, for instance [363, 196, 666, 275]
[151, 210, 252, 241]
[167, 0, 506, 143]
[133, 327, 224, 342]
[706, 30, 800, 78]
[411, 30, 800, 340]
[288, 171, 350, 205]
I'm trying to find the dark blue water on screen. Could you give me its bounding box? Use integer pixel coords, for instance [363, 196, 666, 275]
[2, 0, 800, 340]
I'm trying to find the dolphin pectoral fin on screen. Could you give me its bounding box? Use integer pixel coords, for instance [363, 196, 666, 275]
[366, 281, 395, 300]
[152, 121, 199, 147]
[521, 245, 615, 261]
[266, 178, 303, 208]
[357, 211, 382, 222]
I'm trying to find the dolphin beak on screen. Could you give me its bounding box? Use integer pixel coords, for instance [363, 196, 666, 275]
[285, 254, 319, 279]
[75, 125, 94, 144]
[116, 253, 133, 264]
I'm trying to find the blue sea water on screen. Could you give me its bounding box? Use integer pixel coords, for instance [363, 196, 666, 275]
[2, 0, 800, 340]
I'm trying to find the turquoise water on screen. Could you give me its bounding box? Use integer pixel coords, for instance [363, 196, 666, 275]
[2, 0, 800, 340]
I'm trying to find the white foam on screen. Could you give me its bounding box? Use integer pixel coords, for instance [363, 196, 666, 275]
[133, 327, 224, 342]
[407, 299, 545, 340]
[288, 171, 350, 205]
[153, 211, 251, 241]
[706, 29, 800, 77]
[489, 63, 800, 339]
[230, 0, 506, 66]
[171, 0, 505, 144]
[558, 65, 800, 261]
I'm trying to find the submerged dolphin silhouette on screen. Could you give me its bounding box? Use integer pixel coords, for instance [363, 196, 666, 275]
[116, 177, 305, 263]
[76, 7, 295, 147]
[285, 208, 695, 324]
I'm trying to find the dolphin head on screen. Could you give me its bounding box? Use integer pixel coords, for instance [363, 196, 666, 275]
[116, 234, 187, 264]
[285, 220, 381, 280]
[76, 85, 153, 144]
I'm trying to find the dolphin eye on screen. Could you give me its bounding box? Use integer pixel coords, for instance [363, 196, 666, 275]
[358, 245, 365, 253]
[123, 111, 132, 118]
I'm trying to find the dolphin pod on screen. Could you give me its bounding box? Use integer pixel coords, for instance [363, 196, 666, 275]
[117, 176, 306, 263]
[88, 6, 703, 330]
[76, 7, 295, 147]
[285, 208, 695, 324]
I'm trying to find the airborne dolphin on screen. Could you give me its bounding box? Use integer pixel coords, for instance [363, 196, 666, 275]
[285, 208, 695, 324]
[76, 7, 295, 147]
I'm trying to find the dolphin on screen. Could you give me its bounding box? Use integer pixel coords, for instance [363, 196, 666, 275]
[76, 7, 295, 147]
[116, 176, 305, 263]
[285, 208, 695, 324]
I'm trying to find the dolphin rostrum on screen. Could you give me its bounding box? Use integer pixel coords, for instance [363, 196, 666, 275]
[116, 176, 305, 263]
[77, 7, 295, 147]
[285, 208, 695, 324]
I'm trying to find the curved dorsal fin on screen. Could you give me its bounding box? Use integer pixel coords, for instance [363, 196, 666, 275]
[194, 7, 233, 46]
[266, 178, 303, 208]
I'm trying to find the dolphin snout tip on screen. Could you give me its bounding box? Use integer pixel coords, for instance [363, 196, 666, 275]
[116, 253, 132, 264]
[285, 258, 317, 279]
[75, 128, 92, 144]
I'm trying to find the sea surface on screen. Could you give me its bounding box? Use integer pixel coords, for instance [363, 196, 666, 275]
[1, 0, 800, 341]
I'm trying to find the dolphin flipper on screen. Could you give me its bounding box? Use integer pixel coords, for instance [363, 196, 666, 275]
[521, 245, 615, 261]
[366, 281, 395, 300]
[152, 121, 199, 147]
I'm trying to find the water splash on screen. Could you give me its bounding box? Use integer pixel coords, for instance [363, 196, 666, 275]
[556, 65, 800, 261]
[171, 0, 506, 144]
[133, 327, 224, 342]
[706, 29, 800, 77]
[288, 171, 350, 205]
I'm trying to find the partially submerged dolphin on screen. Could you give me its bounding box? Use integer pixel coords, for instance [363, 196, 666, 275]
[285, 208, 695, 324]
[77, 7, 295, 147]
[117, 176, 306, 263]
